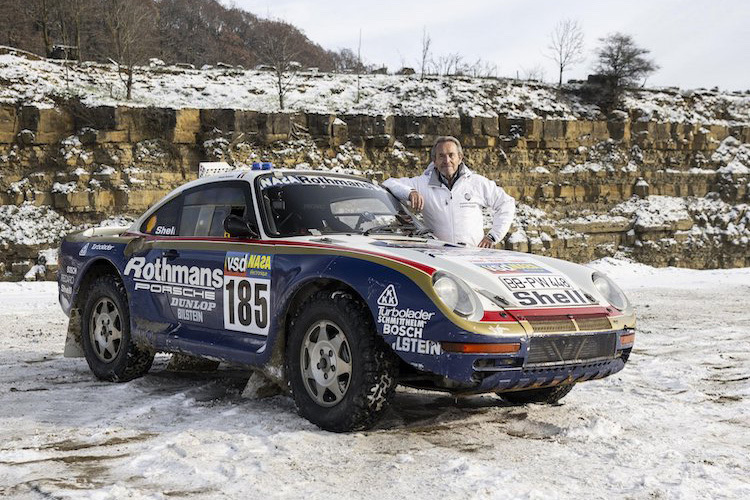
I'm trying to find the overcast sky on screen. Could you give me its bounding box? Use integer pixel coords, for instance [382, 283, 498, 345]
[232, 0, 749, 91]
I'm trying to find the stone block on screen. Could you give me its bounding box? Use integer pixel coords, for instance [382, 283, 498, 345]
[90, 190, 116, 211]
[35, 108, 75, 144]
[543, 120, 565, 141]
[97, 129, 129, 143]
[124, 107, 177, 142]
[524, 118, 543, 141]
[607, 120, 631, 142]
[200, 108, 236, 134]
[53, 191, 90, 212]
[394, 115, 461, 138]
[0, 106, 18, 144]
[72, 105, 117, 131]
[172, 108, 200, 144]
[330, 118, 348, 147]
[342, 114, 394, 138]
[460, 114, 499, 137]
[305, 113, 333, 137]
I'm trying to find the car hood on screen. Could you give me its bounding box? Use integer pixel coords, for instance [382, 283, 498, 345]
[292, 234, 629, 314]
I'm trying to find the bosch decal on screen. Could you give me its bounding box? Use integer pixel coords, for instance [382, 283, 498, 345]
[376, 285, 439, 355]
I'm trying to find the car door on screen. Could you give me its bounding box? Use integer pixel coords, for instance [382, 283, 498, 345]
[127, 180, 271, 363]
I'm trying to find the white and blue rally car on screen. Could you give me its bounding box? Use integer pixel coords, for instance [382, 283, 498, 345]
[58, 165, 636, 431]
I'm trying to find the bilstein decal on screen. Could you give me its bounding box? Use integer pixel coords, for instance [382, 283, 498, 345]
[376, 284, 440, 355]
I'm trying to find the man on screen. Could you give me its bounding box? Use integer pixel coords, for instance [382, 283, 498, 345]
[383, 136, 515, 248]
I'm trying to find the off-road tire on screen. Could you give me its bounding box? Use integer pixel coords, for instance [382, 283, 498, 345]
[287, 291, 397, 432]
[501, 383, 575, 404]
[81, 275, 154, 382]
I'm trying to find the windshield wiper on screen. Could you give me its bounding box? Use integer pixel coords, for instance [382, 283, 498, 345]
[362, 222, 402, 235]
[363, 222, 432, 237]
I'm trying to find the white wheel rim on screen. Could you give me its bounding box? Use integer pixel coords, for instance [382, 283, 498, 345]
[300, 320, 352, 407]
[89, 297, 123, 363]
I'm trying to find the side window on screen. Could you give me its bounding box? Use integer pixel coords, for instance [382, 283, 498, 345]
[141, 195, 182, 236]
[179, 182, 254, 238]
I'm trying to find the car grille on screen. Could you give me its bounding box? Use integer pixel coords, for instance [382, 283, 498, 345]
[526, 333, 617, 366]
[525, 313, 612, 333]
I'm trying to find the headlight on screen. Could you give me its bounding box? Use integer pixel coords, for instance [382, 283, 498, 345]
[592, 272, 629, 310]
[432, 272, 479, 318]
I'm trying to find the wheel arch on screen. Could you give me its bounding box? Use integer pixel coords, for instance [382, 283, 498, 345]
[265, 277, 376, 387]
[65, 258, 125, 357]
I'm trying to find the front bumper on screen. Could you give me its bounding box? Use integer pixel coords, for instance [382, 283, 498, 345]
[473, 356, 626, 394]
[398, 328, 634, 394]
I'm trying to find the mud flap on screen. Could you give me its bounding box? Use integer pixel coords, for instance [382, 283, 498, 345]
[241, 369, 285, 399]
[63, 308, 84, 358]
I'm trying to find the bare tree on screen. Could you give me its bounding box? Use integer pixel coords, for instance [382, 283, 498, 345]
[356, 28, 362, 102]
[595, 32, 658, 88]
[28, 0, 54, 56]
[254, 20, 304, 110]
[466, 58, 497, 78]
[432, 52, 464, 76]
[102, 0, 157, 100]
[522, 64, 546, 82]
[420, 26, 431, 80]
[546, 18, 585, 87]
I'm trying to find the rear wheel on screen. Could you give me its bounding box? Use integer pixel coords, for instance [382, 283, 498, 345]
[81, 275, 154, 382]
[501, 384, 575, 404]
[287, 291, 397, 432]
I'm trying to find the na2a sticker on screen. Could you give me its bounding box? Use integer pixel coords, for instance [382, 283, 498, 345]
[223, 252, 272, 335]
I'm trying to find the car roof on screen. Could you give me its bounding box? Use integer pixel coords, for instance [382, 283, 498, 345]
[129, 168, 378, 232]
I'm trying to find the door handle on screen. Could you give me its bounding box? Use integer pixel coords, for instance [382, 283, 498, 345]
[162, 249, 179, 260]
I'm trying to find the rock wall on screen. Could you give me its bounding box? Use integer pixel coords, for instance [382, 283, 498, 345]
[1, 103, 748, 279]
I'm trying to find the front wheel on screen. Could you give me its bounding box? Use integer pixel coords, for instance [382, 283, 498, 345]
[500, 384, 575, 404]
[81, 275, 154, 382]
[287, 291, 397, 432]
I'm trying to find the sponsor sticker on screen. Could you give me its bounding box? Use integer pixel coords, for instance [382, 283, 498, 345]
[154, 226, 176, 236]
[223, 252, 272, 335]
[512, 289, 596, 307]
[78, 243, 89, 256]
[224, 252, 272, 278]
[376, 284, 438, 354]
[91, 243, 114, 251]
[258, 174, 378, 191]
[476, 261, 552, 274]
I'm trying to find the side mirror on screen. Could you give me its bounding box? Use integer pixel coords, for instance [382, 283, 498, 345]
[224, 215, 259, 239]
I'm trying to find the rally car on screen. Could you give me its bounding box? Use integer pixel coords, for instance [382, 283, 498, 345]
[58, 165, 636, 432]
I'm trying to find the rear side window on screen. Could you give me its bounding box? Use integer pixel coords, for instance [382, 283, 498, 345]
[179, 183, 252, 237]
[141, 196, 182, 236]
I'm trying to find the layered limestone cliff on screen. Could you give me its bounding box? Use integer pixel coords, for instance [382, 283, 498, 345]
[0, 52, 748, 279]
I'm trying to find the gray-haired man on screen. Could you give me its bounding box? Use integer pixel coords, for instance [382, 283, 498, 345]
[383, 136, 515, 248]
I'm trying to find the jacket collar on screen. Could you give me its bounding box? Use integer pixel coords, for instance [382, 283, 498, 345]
[426, 162, 471, 188]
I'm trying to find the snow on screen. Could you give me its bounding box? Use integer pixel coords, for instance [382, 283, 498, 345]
[1, 53, 748, 124]
[0, 261, 748, 498]
[0, 203, 72, 247]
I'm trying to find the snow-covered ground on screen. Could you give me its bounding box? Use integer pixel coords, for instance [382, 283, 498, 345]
[1, 51, 749, 124]
[0, 260, 749, 499]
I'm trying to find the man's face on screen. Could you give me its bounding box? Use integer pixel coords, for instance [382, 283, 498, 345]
[434, 141, 462, 178]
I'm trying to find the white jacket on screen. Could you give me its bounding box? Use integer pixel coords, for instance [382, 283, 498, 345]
[383, 164, 515, 246]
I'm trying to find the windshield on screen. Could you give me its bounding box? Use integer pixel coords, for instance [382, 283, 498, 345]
[256, 173, 429, 237]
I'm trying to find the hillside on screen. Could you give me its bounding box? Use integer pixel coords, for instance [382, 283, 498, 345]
[0, 51, 748, 280]
[0, 0, 338, 70]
